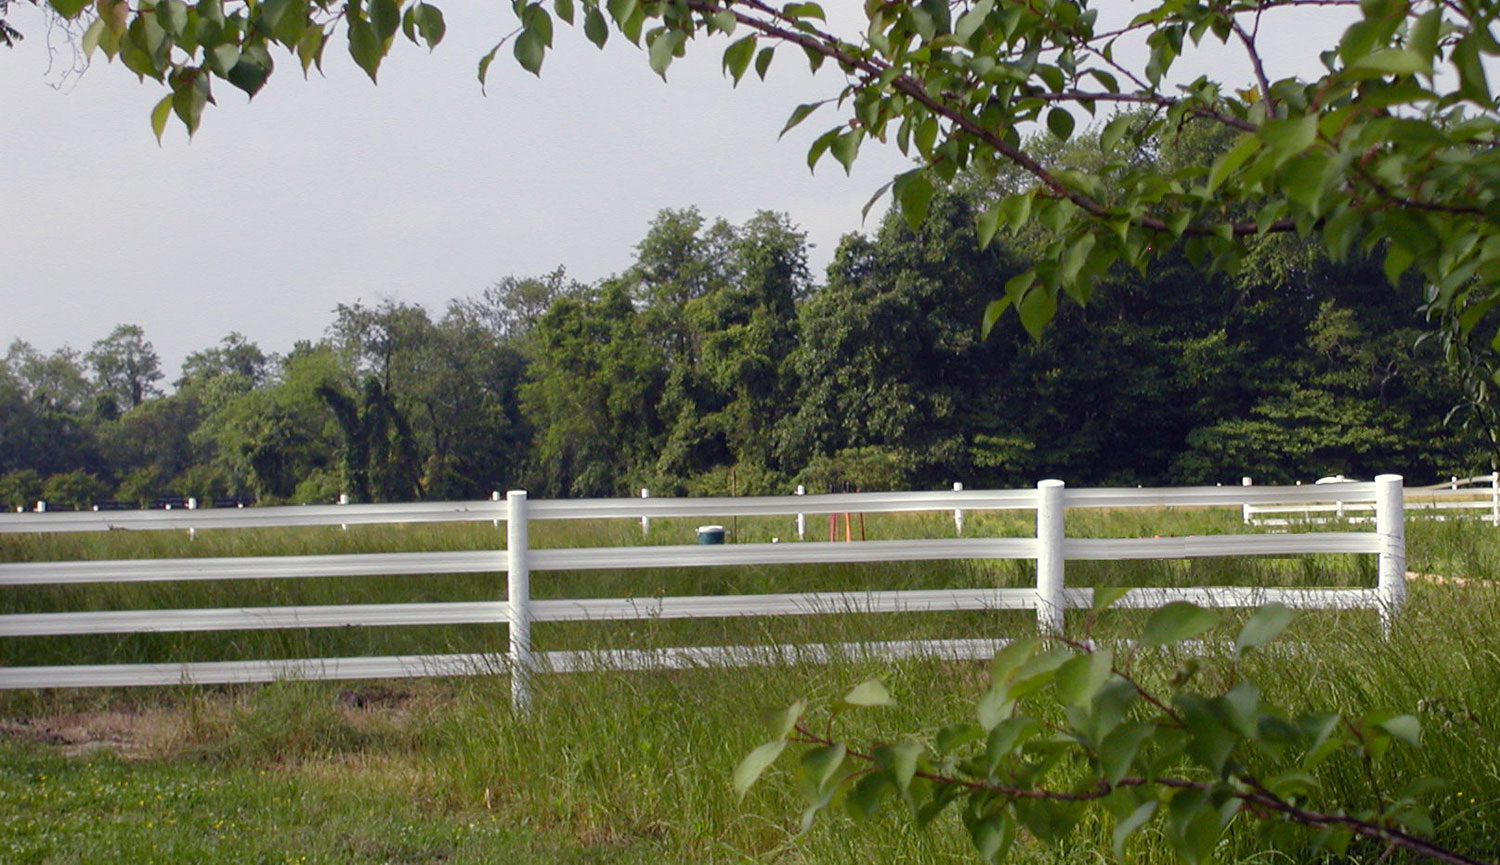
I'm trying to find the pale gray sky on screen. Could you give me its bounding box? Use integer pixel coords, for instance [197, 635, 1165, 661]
[2, 3, 1353, 379]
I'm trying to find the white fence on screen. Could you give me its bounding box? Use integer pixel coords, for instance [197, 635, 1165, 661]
[0, 477, 1407, 708]
[1243, 473, 1498, 526]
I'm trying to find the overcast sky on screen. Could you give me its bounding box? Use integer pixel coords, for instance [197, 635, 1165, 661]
[3, 3, 1353, 379]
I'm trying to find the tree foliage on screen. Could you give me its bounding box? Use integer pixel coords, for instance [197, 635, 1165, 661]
[736, 601, 1488, 865]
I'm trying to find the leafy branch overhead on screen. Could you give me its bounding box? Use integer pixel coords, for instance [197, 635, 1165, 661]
[736, 602, 1491, 865]
[37, 0, 1500, 342]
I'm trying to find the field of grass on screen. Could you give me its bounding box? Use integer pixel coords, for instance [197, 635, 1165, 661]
[3, 507, 1499, 863]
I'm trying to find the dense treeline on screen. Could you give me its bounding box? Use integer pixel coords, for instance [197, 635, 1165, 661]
[2, 185, 1489, 509]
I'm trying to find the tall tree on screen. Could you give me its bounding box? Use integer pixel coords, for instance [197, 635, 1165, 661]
[86, 324, 163, 416]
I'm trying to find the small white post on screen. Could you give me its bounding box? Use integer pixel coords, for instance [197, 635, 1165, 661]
[795, 485, 806, 540]
[187, 497, 198, 510]
[1490, 471, 1498, 526]
[1375, 474, 1406, 635]
[640, 488, 650, 536]
[1451, 475, 1459, 491]
[1241, 477, 1252, 524]
[34, 500, 45, 513]
[338, 493, 350, 505]
[491, 491, 501, 528]
[507, 490, 533, 711]
[953, 482, 965, 535]
[1035, 480, 1066, 634]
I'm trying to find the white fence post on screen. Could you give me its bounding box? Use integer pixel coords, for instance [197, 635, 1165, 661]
[640, 488, 651, 537]
[1241, 477, 1252, 524]
[1491, 471, 1498, 526]
[953, 482, 965, 535]
[1036, 480, 1066, 634]
[795, 485, 805, 540]
[1375, 474, 1406, 634]
[507, 490, 533, 711]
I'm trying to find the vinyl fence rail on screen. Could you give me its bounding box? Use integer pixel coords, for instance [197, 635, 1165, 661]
[0, 476, 1407, 708]
[1243, 473, 1498, 526]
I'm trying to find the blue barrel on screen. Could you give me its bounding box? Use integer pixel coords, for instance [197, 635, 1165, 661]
[697, 525, 726, 545]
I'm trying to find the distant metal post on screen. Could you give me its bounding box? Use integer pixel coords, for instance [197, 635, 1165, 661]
[794, 485, 805, 540]
[1375, 474, 1406, 634]
[1036, 480, 1066, 634]
[507, 490, 533, 711]
[1241, 477, 1252, 524]
[640, 488, 650, 536]
[953, 482, 965, 535]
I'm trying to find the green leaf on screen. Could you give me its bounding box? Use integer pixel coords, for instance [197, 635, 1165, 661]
[81, 16, 106, 56]
[156, 0, 189, 36]
[1260, 115, 1318, 164]
[347, 18, 383, 82]
[1100, 721, 1155, 784]
[980, 297, 1011, 338]
[798, 743, 847, 800]
[1141, 602, 1220, 647]
[914, 115, 938, 156]
[840, 679, 894, 708]
[1379, 714, 1421, 747]
[1055, 650, 1112, 708]
[513, 28, 545, 76]
[844, 771, 891, 820]
[782, 2, 825, 21]
[227, 58, 271, 98]
[647, 29, 684, 79]
[583, 6, 608, 47]
[1017, 286, 1057, 341]
[895, 171, 934, 230]
[871, 740, 923, 792]
[989, 639, 1039, 685]
[369, 0, 400, 40]
[710, 9, 735, 34]
[1046, 107, 1075, 141]
[149, 93, 173, 142]
[779, 102, 820, 139]
[760, 700, 806, 740]
[722, 35, 756, 83]
[1112, 800, 1157, 857]
[552, 0, 574, 25]
[47, 0, 91, 19]
[1207, 134, 1260, 192]
[170, 70, 210, 135]
[1167, 787, 1221, 865]
[967, 810, 1017, 863]
[935, 723, 984, 755]
[477, 42, 501, 92]
[412, 3, 445, 50]
[997, 192, 1032, 232]
[829, 131, 860, 174]
[605, 0, 635, 26]
[977, 206, 1002, 250]
[976, 685, 1015, 730]
[984, 716, 1040, 772]
[733, 739, 787, 799]
[1235, 603, 1293, 657]
[1092, 586, 1130, 611]
[754, 45, 774, 80]
[1350, 48, 1429, 77]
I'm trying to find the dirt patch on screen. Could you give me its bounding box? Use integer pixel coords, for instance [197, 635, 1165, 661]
[1408, 571, 1499, 588]
[0, 707, 184, 759]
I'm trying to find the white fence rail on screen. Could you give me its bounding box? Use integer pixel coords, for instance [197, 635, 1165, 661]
[1244, 473, 1499, 526]
[1, 477, 1407, 706]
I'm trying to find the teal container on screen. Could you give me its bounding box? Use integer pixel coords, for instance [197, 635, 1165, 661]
[697, 525, 726, 545]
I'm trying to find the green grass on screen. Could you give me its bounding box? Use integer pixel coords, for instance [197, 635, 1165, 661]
[4, 508, 1500, 863]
